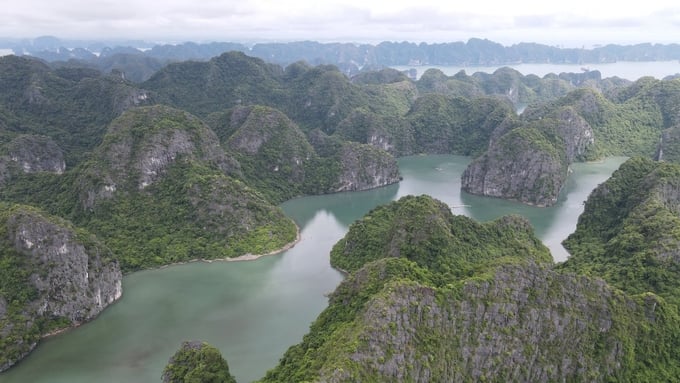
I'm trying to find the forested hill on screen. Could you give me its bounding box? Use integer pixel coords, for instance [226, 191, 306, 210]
[256, 194, 680, 382]
[2, 46, 680, 376]
[7, 36, 680, 82]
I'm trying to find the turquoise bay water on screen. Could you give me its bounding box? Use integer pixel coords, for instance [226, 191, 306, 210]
[0, 155, 626, 383]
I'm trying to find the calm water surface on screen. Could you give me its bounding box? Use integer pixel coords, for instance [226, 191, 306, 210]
[393, 61, 680, 80]
[0, 155, 626, 383]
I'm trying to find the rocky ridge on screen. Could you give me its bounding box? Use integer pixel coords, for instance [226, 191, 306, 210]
[655, 125, 680, 163]
[259, 194, 680, 382]
[462, 104, 594, 206]
[77, 104, 240, 210]
[0, 204, 121, 372]
[0, 134, 65, 186]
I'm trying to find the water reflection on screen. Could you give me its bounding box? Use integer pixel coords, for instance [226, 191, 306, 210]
[0, 155, 626, 383]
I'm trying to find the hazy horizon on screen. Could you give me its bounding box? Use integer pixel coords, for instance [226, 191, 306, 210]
[2, 1, 679, 49]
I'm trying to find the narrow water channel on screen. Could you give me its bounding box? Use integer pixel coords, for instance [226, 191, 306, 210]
[0, 155, 626, 383]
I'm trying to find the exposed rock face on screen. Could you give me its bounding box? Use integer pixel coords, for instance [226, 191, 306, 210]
[562, 158, 680, 299]
[261, 194, 679, 383]
[321, 262, 648, 383]
[462, 105, 593, 206]
[7, 210, 122, 321]
[78, 105, 240, 210]
[655, 126, 680, 163]
[0, 205, 122, 372]
[5, 135, 66, 174]
[334, 142, 401, 193]
[335, 109, 397, 154]
[0, 134, 66, 186]
[226, 105, 315, 193]
[461, 128, 566, 206]
[553, 106, 594, 162]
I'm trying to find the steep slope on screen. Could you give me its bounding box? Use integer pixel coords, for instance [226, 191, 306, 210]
[655, 125, 680, 163]
[532, 86, 665, 158]
[330, 195, 551, 277]
[406, 94, 515, 156]
[462, 106, 593, 206]
[460, 80, 679, 207]
[461, 126, 568, 206]
[222, 105, 316, 201]
[162, 341, 236, 383]
[334, 108, 415, 156]
[143, 51, 285, 117]
[208, 105, 401, 203]
[0, 55, 152, 165]
[561, 157, 680, 306]
[70, 105, 295, 271]
[0, 204, 121, 372]
[260, 195, 680, 382]
[281, 63, 371, 134]
[0, 134, 65, 186]
[75, 105, 239, 211]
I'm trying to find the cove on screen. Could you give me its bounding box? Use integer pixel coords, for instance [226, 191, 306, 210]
[0, 155, 626, 383]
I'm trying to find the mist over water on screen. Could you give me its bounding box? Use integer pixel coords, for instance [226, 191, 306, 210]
[393, 61, 680, 80]
[0, 155, 626, 383]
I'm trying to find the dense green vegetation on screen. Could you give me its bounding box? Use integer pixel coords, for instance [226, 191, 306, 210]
[0, 55, 153, 166]
[79, 160, 297, 271]
[262, 194, 680, 382]
[0, 106, 298, 272]
[216, 105, 331, 203]
[4, 49, 680, 379]
[263, 189, 557, 381]
[406, 94, 515, 156]
[331, 195, 551, 280]
[560, 157, 680, 306]
[526, 85, 670, 158]
[162, 341, 236, 383]
[0, 203, 114, 370]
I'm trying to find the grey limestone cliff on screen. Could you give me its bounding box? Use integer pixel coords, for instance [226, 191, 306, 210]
[333, 141, 401, 193]
[461, 127, 567, 206]
[655, 125, 680, 164]
[462, 106, 593, 206]
[77, 105, 240, 210]
[0, 134, 66, 186]
[0, 205, 122, 372]
[5, 135, 66, 174]
[552, 106, 594, 162]
[319, 261, 659, 383]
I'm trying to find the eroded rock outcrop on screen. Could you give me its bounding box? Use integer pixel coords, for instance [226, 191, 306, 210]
[0, 204, 122, 372]
[77, 105, 240, 210]
[0, 134, 66, 186]
[260, 194, 680, 383]
[318, 262, 657, 383]
[333, 142, 400, 193]
[462, 127, 567, 206]
[655, 125, 680, 164]
[462, 105, 593, 206]
[5, 135, 65, 174]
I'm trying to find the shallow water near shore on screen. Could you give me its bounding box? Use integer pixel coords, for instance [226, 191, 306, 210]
[0, 155, 626, 383]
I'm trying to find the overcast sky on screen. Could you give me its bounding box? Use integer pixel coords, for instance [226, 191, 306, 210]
[2, 0, 680, 47]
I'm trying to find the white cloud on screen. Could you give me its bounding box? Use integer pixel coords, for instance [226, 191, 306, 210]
[1, 0, 679, 46]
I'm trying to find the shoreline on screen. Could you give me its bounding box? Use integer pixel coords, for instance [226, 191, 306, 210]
[40, 224, 301, 342]
[156, 223, 301, 269]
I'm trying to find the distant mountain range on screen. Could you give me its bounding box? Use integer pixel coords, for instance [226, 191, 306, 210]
[3, 36, 680, 82]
